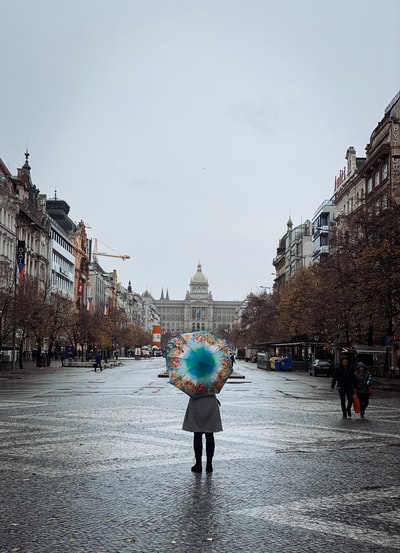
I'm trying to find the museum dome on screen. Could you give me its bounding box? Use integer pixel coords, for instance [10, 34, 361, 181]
[191, 262, 208, 283]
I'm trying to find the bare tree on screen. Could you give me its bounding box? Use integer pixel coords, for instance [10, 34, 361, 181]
[233, 291, 277, 347]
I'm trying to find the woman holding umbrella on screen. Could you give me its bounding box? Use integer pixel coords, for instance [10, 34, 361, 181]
[182, 395, 223, 473]
[166, 331, 232, 474]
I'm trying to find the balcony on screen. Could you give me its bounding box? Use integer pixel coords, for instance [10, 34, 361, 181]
[312, 245, 329, 260]
[312, 199, 335, 219]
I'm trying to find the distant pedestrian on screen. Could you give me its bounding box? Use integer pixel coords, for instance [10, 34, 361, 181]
[230, 353, 235, 366]
[94, 353, 102, 372]
[182, 395, 223, 473]
[331, 356, 355, 419]
[354, 362, 372, 418]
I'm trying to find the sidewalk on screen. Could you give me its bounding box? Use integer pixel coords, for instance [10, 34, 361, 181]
[0, 358, 125, 378]
[370, 376, 400, 392]
[0, 361, 59, 377]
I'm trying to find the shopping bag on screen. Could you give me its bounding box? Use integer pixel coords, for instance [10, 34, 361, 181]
[353, 393, 360, 413]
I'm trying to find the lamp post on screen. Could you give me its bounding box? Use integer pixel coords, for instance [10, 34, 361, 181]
[259, 285, 271, 294]
[10, 233, 18, 371]
[11, 268, 17, 371]
[11, 237, 25, 370]
[11, 218, 32, 371]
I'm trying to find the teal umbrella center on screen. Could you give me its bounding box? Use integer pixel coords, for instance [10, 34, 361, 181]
[185, 345, 218, 381]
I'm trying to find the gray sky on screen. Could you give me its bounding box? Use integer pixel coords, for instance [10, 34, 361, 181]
[1, 0, 399, 301]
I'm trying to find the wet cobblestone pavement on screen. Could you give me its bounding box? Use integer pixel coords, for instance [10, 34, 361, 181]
[1, 359, 400, 553]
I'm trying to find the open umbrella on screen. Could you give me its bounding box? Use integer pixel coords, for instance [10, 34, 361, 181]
[166, 331, 233, 398]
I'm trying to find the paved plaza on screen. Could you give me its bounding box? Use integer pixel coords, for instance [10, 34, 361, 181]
[0, 359, 400, 553]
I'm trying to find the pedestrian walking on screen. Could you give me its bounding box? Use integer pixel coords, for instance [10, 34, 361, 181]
[94, 352, 102, 372]
[354, 362, 372, 418]
[331, 356, 355, 419]
[182, 395, 223, 473]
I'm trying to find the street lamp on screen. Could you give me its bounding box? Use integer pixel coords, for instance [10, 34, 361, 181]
[259, 285, 271, 294]
[11, 221, 35, 370]
[11, 272, 17, 371]
[11, 236, 26, 371]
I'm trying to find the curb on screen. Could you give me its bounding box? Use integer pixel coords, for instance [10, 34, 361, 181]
[230, 371, 245, 379]
[158, 371, 245, 379]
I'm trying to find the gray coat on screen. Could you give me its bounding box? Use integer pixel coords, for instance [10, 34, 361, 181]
[182, 395, 223, 433]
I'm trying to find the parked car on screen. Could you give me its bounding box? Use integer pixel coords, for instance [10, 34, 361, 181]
[309, 359, 332, 377]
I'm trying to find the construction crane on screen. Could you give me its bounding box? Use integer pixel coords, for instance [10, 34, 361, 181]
[92, 238, 130, 263]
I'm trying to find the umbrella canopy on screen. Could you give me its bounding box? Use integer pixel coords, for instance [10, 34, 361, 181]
[166, 331, 233, 398]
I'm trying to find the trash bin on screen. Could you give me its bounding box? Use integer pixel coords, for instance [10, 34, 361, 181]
[270, 356, 280, 369]
[281, 357, 292, 371]
[275, 360, 281, 371]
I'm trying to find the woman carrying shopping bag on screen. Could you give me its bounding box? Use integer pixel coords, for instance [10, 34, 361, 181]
[354, 362, 372, 418]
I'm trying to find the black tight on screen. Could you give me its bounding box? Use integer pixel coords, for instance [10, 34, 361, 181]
[356, 391, 369, 413]
[193, 432, 215, 459]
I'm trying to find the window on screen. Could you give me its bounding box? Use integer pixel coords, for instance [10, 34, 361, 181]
[320, 235, 328, 246]
[192, 306, 206, 320]
[375, 171, 380, 187]
[367, 177, 372, 193]
[320, 214, 329, 227]
[382, 162, 388, 180]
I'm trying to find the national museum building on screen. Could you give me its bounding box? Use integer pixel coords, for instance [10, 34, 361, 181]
[152, 263, 242, 338]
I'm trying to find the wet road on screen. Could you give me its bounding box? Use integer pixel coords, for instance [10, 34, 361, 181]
[1, 359, 400, 553]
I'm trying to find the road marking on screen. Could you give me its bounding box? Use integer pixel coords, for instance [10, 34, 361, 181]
[232, 486, 400, 549]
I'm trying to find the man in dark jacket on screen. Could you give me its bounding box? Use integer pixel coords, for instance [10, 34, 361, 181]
[331, 356, 355, 419]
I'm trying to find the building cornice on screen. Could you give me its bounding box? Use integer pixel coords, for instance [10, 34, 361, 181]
[359, 143, 391, 177]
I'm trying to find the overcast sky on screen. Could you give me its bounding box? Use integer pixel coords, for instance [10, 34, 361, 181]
[1, 0, 399, 301]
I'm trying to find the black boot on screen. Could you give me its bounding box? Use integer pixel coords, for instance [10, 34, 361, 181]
[192, 433, 203, 472]
[206, 458, 213, 473]
[191, 459, 202, 473]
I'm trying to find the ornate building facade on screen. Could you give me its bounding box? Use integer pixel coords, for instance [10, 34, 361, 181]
[0, 152, 50, 290]
[46, 197, 90, 311]
[272, 217, 313, 294]
[151, 263, 241, 343]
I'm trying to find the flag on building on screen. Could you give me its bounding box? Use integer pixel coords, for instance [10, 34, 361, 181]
[87, 297, 93, 311]
[16, 240, 26, 285]
[104, 303, 110, 316]
[77, 281, 83, 296]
